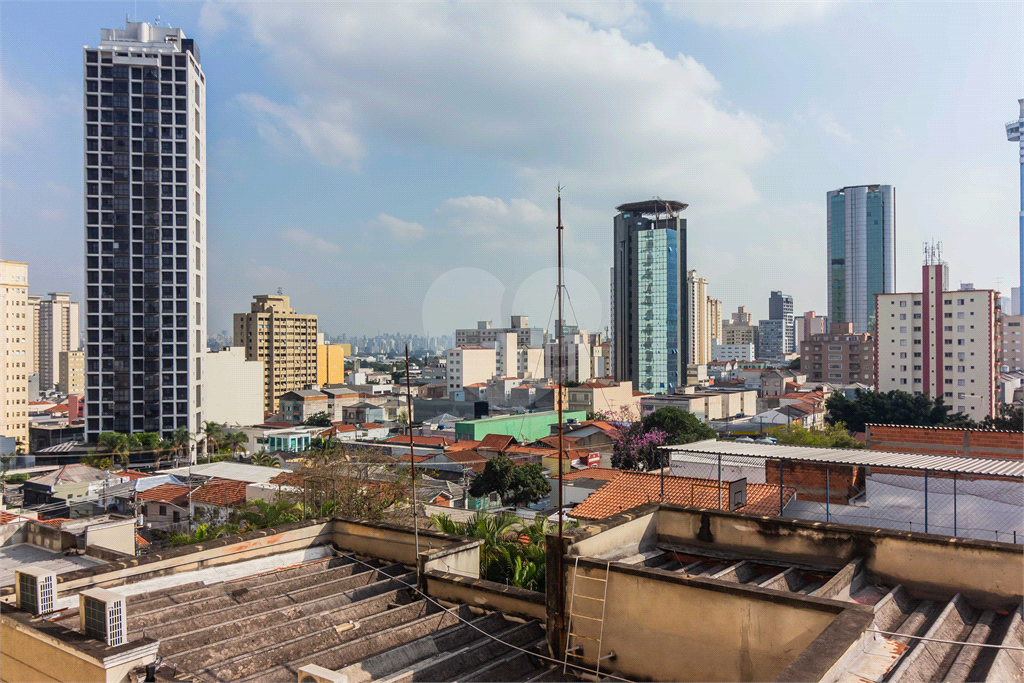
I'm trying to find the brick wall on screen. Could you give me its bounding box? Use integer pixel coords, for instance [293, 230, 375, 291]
[865, 424, 1023, 460]
[765, 460, 864, 505]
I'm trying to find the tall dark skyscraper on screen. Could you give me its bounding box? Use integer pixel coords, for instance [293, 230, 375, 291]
[611, 200, 687, 395]
[84, 21, 206, 445]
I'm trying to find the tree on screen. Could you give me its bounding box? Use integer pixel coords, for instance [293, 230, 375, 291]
[769, 422, 864, 448]
[825, 390, 959, 433]
[468, 455, 551, 506]
[97, 432, 140, 470]
[238, 499, 301, 530]
[428, 511, 547, 590]
[223, 432, 248, 460]
[152, 439, 174, 471]
[201, 422, 224, 462]
[641, 407, 716, 445]
[304, 412, 333, 427]
[170, 425, 191, 466]
[251, 451, 280, 467]
[169, 523, 238, 547]
[979, 403, 1024, 432]
[611, 423, 670, 471]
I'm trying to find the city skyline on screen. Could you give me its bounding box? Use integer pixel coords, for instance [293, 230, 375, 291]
[1, 2, 1021, 337]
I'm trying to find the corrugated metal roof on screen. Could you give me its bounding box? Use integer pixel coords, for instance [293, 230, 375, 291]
[663, 440, 1024, 478]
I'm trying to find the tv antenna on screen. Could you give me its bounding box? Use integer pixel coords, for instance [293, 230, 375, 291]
[276, 286, 284, 295]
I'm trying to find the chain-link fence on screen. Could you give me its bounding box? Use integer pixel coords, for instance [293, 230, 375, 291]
[667, 452, 1023, 543]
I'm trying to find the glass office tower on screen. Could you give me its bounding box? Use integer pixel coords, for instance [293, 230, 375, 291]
[612, 200, 686, 395]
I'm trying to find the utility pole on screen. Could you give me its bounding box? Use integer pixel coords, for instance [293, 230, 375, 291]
[405, 344, 420, 567]
[555, 185, 566, 646]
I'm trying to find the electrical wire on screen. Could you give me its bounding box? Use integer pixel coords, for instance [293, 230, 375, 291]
[341, 551, 636, 683]
[866, 629, 1024, 651]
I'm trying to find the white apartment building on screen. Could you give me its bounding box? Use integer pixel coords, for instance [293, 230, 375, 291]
[2, 261, 31, 452]
[446, 346, 497, 394]
[58, 350, 86, 396]
[875, 262, 998, 421]
[544, 334, 592, 383]
[36, 293, 80, 393]
[711, 342, 755, 362]
[1000, 314, 1023, 371]
[517, 347, 545, 379]
[204, 347, 265, 427]
[83, 21, 207, 439]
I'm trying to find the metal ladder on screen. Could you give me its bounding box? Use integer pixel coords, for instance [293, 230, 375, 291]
[563, 557, 612, 679]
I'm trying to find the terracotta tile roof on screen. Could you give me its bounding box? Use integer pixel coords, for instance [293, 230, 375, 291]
[0, 512, 26, 525]
[382, 435, 453, 447]
[44, 403, 69, 413]
[135, 533, 149, 547]
[0, 512, 69, 527]
[562, 468, 624, 482]
[463, 382, 487, 388]
[534, 435, 581, 449]
[120, 470, 151, 480]
[479, 434, 517, 451]
[444, 449, 486, 465]
[445, 440, 481, 452]
[137, 483, 190, 507]
[505, 445, 556, 457]
[360, 423, 385, 430]
[580, 420, 618, 433]
[36, 518, 69, 528]
[398, 453, 436, 463]
[192, 478, 248, 508]
[569, 471, 796, 520]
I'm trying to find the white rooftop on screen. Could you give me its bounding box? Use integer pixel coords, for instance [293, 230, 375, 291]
[0, 544, 102, 587]
[160, 461, 283, 484]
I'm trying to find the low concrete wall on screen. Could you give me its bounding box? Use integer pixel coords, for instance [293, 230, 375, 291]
[0, 520, 27, 547]
[423, 570, 545, 620]
[331, 518, 480, 579]
[25, 521, 72, 552]
[656, 505, 1024, 610]
[568, 507, 658, 559]
[84, 519, 136, 556]
[565, 557, 854, 682]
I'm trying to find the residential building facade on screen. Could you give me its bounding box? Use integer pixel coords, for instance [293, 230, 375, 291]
[795, 311, 828, 347]
[875, 259, 998, 421]
[455, 316, 544, 349]
[721, 320, 758, 358]
[1, 261, 31, 451]
[685, 271, 708, 366]
[1000, 314, 1023, 371]
[277, 390, 329, 425]
[759, 290, 795, 359]
[445, 346, 496, 394]
[234, 294, 318, 413]
[83, 21, 207, 440]
[711, 342, 755, 362]
[612, 200, 687, 395]
[566, 380, 641, 416]
[58, 350, 86, 396]
[544, 333, 592, 383]
[801, 322, 875, 387]
[36, 293, 80, 393]
[203, 346, 264, 426]
[316, 342, 346, 385]
[827, 184, 895, 332]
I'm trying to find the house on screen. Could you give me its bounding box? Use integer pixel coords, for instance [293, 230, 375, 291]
[342, 402, 386, 425]
[22, 465, 131, 507]
[191, 478, 249, 525]
[137, 483, 190, 533]
[550, 467, 625, 506]
[380, 435, 455, 448]
[277, 390, 329, 425]
[418, 412, 464, 439]
[565, 380, 642, 416]
[359, 423, 389, 440]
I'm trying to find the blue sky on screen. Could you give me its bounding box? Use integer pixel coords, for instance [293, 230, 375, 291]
[1, 1, 1021, 338]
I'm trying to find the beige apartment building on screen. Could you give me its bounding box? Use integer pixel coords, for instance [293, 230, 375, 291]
[722, 306, 758, 357]
[34, 293, 80, 393]
[876, 262, 998, 422]
[801, 322, 875, 387]
[445, 346, 496, 394]
[2, 261, 31, 452]
[1000, 314, 1023, 371]
[58, 350, 85, 396]
[234, 295, 318, 413]
[566, 379, 642, 416]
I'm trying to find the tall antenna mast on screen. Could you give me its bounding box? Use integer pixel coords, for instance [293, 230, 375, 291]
[404, 344, 420, 571]
[555, 184, 565, 644]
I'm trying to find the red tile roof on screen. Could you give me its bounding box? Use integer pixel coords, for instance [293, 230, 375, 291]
[270, 471, 306, 487]
[533, 435, 581, 449]
[137, 483, 190, 507]
[445, 440, 481, 452]
[479, 434, 517, 451]
[191, 478, 248, 508]
[360, 423, 385, 430]
[562, 468, 624, 482]
[569, 471, 795, 520]
[382, 435, 453, 447]
[135, 533, 150, 547]
[44, 403, 69, 413]
[36, 518, 69, 528]
[398, 453, 437, 463]
[120, 470, 151, 480]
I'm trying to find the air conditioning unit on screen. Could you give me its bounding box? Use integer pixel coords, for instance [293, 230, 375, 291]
[15, 568, 56, 616]
[297, 664, 348, 683]
[79, 588, 126, 647]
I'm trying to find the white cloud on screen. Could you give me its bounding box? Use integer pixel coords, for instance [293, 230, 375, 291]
[793, 107, 855, 143]
[439, 196, 550, 241]
[237, 93, 363, 169]
[279, 228, 340, 254]
[1, 75, 46, 149]
[663, 1, 840, 30]
[217, 2, 772, 211]
[375, 213, 426, 241]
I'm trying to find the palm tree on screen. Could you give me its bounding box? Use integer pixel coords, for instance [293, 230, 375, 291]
[224, 432, 248, 460]
[152, 439, 174, 471]
[169, 523, 238, 547]
[251, 450, 280, 468]
[238, 499, 301, 530]
[97, 432, 139, 471]
[201, 422, 224, 463]
[170, 426, 191, 466]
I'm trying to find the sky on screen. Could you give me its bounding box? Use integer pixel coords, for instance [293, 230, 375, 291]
[1, 1, 1022, 339]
